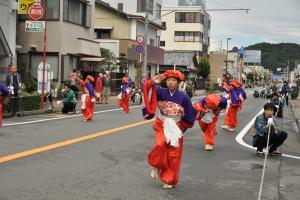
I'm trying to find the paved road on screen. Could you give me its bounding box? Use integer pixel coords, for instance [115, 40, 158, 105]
[0, 95, 299, 200]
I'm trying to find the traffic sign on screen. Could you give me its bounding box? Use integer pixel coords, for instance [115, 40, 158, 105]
[18, 0, 36, 14]
[28, 4, 44, 20]
[135, 44, 144, 53]
[25, 20, 45, 32]
[136, 34, 144, 44]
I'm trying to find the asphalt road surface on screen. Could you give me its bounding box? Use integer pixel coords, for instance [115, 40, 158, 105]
[0, 95, 299, 200]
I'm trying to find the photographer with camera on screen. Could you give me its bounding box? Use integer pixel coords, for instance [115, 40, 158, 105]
[252, 103, 288, 157]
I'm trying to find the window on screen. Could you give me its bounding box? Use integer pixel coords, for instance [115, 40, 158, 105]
[149, 0, 154, 14]
[175, 12, 202, 23]
[156, 4, 161, 18]
[63, 0, 91, 27]
[150, 38, 155, 46]
[137, 0, 146, 12]
[118, 3, 123, 12]
[44, 0, 60, 20]
[94, 29, 111, 39]
[174, 31, 202, 42]
[160, 41, 165, 47]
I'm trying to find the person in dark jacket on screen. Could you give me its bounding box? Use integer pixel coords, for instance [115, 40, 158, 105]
[5, 64, 22, 116]
[253, 103, 288, 157]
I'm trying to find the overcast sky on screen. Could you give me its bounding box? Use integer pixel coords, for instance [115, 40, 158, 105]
[163, 0, 300, 51]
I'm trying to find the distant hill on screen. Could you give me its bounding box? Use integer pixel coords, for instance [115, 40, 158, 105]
[246, 42, 300, 72]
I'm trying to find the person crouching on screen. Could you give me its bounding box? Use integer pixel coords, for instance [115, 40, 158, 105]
[194, 94, 227, 151]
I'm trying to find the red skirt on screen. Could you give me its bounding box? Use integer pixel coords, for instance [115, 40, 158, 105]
[82, 96, 95, 120]
[199, 114, 218, 145]
[118, 93, 130, 113]
[224, 106, 239, 128]
[148, 118, 184, 185]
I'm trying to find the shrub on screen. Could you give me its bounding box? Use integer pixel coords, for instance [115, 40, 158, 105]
[291, 87, 299, 99]
[3, 93, 42, 113]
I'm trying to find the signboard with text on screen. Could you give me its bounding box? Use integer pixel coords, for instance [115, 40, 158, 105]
[178, 0, 206, 7]
[243, 50, 261, 63]
[18, 0, 36, 14]
[25, 20, 45, 32]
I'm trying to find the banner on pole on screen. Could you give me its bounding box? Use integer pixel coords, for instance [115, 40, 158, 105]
[37, 62, 53, 94]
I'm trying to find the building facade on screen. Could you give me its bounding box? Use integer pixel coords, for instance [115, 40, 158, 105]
[94, 0, 164, 83]
[0, 0, 17, 82]
[102, 0, 162, 24]
[17, 0, 101, 83]
[160, 5, 211, 76]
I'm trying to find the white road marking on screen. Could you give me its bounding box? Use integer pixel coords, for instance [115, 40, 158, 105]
[2, 96, 204, 127]
[2, 106, 142, 127]
[235, 109, 300, 160]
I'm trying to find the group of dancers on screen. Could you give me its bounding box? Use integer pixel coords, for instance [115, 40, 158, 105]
[142, 70, 247, 189]
[69, 70, 247, 189]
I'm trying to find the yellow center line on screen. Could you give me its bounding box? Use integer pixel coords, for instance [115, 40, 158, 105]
[0, 119, 154, 164]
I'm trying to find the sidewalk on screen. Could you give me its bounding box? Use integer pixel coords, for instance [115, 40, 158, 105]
[290, 94, 300, 134]
[279, 101, 300, 200]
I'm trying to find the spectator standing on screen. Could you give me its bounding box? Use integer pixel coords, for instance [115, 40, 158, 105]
[102, 71, 112, 104]
[5, 64, 22, 116]
[95, 73, 103, 104]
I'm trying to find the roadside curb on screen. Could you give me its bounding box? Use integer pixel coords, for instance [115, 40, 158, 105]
[3, 109, 54, 118]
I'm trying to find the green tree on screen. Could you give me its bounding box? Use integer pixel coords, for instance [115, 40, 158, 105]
[117, 53, 128, 73]
[100, 48, 118, 71]
[197, 57, 210, 79]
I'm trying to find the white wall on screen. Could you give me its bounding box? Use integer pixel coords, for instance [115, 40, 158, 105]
[160, 7, 205, 51]
[97, 39, 120, 57]
[103, 0, 162, 24]
[0, 0, 16, 59]
[136, 20, 158, 47]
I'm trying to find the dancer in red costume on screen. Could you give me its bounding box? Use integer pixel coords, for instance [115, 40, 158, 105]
[142, 70, 195, 189]
[118, 75, 131, 113]
[71, 74, 95, 121]
[194, 94, 227, 150]
[221, 80, 247, 131]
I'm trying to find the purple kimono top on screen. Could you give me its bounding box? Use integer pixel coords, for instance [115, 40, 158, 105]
[121, 81, 130, 95]
[85, 82, 95, 98]
[143, 87, 195, 127]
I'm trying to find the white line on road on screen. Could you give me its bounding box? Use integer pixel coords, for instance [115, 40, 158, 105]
[235, 109, 300, 160]
[1, 96, 204, 127]
[2, 106, 142, 127]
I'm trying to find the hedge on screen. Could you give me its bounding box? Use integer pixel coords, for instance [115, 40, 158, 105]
[2, 93, 42, 113]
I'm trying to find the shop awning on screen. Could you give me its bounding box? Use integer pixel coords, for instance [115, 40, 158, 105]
[94, 26, 113, 30]
[80, 57, 106, 62]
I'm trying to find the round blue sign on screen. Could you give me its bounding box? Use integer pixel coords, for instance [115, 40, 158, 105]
[135, 44, 144, 53]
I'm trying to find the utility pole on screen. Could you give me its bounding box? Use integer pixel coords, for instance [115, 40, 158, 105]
[225, 38, 231, 77]
[287, 60, 289, 82]
[143, 0, 149, 81]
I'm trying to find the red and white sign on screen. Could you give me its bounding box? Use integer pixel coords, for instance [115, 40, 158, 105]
[28, 4, 44, 20]
[136, 34, 144, 44]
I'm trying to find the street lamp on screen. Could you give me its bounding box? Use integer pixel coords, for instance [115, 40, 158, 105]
[225, 37, 231, 77]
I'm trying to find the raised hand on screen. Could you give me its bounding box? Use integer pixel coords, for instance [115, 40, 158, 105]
[152, 74, 166, 84]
